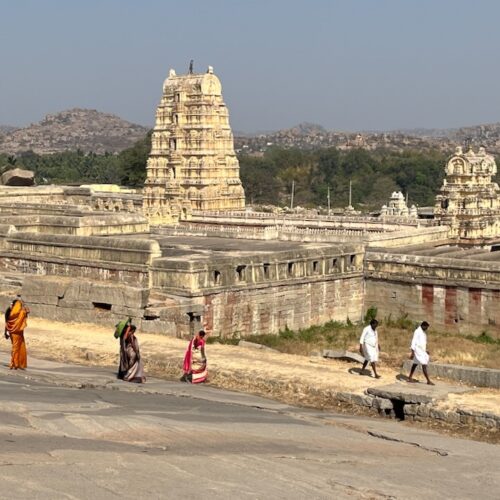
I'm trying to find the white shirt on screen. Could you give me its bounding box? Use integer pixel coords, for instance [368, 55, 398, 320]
[411, 327, 427, 352]
[360, 325, 378, 347]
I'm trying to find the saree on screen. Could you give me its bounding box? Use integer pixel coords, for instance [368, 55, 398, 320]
[118, 332, 146, 383]
[182, 337, 207, 384]
[5, 300, 28, 370]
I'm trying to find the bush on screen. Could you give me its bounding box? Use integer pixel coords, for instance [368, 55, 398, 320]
[364, 306, 378, 323]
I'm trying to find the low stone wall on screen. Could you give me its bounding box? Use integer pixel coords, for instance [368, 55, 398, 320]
[0, 213, 149, 236]
[336, 391, 500, 432]
[3, 231, 161, 266]
[401, 360, 500, 388]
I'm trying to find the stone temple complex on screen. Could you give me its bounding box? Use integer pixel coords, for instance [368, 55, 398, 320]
[143, 66, 245, 224]
[435, 146, 500, 242]
[1, 68, 500, 341]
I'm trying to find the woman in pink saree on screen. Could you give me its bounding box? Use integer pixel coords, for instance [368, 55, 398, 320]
[182, 330, 207, 383]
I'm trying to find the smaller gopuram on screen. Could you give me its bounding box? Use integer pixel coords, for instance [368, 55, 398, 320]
[380, 191, 417, 218]
[143, 65, 245, 224]
[435, 146, 500, 242]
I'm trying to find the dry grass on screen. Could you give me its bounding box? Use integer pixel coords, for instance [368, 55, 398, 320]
[209, 320, 500, 370]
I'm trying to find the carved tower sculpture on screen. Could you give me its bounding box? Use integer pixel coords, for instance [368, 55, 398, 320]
[143, 66, 246, 224]
[435, 146, 500, 242]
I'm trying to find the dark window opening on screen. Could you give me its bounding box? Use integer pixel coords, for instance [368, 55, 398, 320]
[441, 199, 449, 209]
[213, 270, 221, 284]
[287, 262, 294, 275]
[313, 260, 319, 273]
[263, 263, 270, 278]
[92, 302, 112, 311]
[350, 255, 356, 266]
[236, 265, 247, 281]
[331, 258, 337, 271]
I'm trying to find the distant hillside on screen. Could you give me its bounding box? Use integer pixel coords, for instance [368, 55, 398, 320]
[0, 125, 18, 135]
[0, 109, 149, 155]
[235, 121, 500, 155]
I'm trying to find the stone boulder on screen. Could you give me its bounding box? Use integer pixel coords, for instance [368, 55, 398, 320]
[1, 168, 35, 186]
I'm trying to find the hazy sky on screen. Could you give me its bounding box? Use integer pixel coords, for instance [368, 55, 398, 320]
[1, 0, 499, 132]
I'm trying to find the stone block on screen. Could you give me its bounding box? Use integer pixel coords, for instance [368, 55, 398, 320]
[445, 412, 461, 424]
[322, 349, 365, 364]
[238, 340, 278, 352]
[417, 404, 431, 417]
[404, 404, 418, 416]
[351, 394, 374, 407]
[401, 360, 500, 389]
[372, 397, 393, 411]
[336, 392, 352, 403]
[429, 409, 447, 420]
[1, 168, 35, 186]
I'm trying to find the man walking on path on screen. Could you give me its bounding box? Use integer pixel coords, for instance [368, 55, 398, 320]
[359, 319, 381, 378]
[408, 321, 434, 385]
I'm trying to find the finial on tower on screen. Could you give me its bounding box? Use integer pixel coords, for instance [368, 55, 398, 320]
[189, 59, 194, 74]
[207, 65, 214, 74]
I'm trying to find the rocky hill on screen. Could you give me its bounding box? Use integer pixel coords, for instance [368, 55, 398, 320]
[0, 125, 18, 135]
[0, 109, 149, 155]
[235, 121, 500, 156]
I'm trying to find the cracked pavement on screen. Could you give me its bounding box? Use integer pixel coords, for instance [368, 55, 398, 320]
[0, 354, 499, 499]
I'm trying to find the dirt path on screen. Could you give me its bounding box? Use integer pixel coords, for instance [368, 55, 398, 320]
[1, 317, 499, 418]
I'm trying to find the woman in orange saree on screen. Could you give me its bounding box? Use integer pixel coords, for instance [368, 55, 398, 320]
[4, 298, 29, 370]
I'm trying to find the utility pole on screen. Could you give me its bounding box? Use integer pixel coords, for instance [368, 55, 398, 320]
[290, 180, 295, 210]
[327, 186, 331, 214]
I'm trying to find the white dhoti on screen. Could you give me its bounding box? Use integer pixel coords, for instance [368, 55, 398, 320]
[413, 346, 429, 366]
[362, 343, 379, 363]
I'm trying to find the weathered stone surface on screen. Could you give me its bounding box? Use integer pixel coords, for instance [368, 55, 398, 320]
[372, 397, 393, 411]
[404, 404, 419, 415]
[367, 382, 474, 404]
[322, 349, 365, 364]
[1, 168, 34, 186]
[351, 394, 374, 407]
[238, 340, 278, 352]
[401, 360, 500, 389]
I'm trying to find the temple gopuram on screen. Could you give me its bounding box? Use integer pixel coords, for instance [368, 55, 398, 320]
[143, 65, 245, 224]
[435, 146, 500, 242]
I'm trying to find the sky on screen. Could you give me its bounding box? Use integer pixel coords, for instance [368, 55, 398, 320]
[1, 0, 500, 132]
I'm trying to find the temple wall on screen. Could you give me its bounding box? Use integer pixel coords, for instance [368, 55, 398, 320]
[364, 251, 500, 338]
[203, 276, 364, 337]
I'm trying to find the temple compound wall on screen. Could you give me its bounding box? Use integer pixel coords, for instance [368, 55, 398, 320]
[364, 250, 500, 338]
[0, 214, 364, 337]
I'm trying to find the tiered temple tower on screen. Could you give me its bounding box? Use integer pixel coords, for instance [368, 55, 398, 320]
[143, 66, 245, 224]
[435, 146, 500, 242]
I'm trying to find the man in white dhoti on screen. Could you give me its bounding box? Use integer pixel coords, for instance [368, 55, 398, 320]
[408, 321, 434, 385]
[359, 319, 381, 378]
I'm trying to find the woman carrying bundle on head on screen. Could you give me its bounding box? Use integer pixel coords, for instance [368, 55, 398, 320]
[182, 330, 207, 383]
[116, 320, 146, 383]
